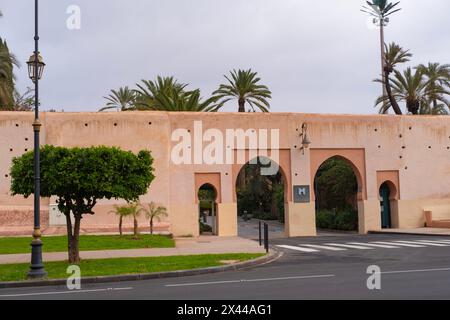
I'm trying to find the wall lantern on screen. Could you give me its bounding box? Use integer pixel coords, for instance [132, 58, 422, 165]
[299, 123, 311, 155]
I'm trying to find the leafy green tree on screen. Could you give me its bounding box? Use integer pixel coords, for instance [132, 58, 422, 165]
[139, 202, 168, 234]
[314, 157, 358, 211]
[236, 157, 284, 222]
[135, 76, 221, 112]
[10, 146, 155, 263]
[213, 69, 272, 112]
[100, 87, 137, 112]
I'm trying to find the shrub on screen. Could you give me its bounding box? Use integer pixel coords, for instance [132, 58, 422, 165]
[316, 209, 358, 231]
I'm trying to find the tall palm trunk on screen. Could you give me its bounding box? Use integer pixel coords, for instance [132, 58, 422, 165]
[238, 98, 245, 112]
[407, 100, 420, 115]
[384, 68, 403, 115]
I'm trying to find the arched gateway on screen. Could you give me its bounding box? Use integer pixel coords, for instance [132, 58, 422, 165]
[1, 112, 449, 238]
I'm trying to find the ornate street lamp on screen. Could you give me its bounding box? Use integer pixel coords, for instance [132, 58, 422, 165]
[299, 123, 311, 155]
[27, 52, 45, 83]
[26, 0, 47, 279]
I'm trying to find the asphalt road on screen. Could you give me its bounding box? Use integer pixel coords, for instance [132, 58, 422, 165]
[1, 234, 450, 300]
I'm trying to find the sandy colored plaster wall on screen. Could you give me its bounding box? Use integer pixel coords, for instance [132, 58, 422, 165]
[358, 200, 382, 233]
[1, 112, 450, 236]
[285, 202, 316, 237]
[217, 203, 238, 236]
[397, 199, 450, 228]
[169, 203, 199, 237]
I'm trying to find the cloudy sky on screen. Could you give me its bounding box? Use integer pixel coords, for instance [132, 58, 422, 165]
[1, 0, 449, 113]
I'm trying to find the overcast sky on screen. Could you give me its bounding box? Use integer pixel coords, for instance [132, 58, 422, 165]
[1, 0, 449, 113]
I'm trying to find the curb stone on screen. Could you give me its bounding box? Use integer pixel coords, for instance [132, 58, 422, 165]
[0, 249, 282, 289]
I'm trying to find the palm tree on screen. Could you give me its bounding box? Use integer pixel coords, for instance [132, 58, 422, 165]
[213, 69, 272, 112]
[362, 1, 401, 109]
[0, 37, 19, 110]
[135, 76, 221, 112]
[127, 202, 141, 238]
[135, 76, 186, 110]
[361, 1, 402, 20]
[109, 202, 141, 237]
[417, 63, 450, 114]
[375, 42, 412, 114]
[375, 67, 450, 115]
[100, 87, 136, 112]
[138, 202, 168, 235]
[109, 205, 131, 236]
[418, 103, 448, 115]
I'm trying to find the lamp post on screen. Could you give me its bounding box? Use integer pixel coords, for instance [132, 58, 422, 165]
[26, 0, 47, 279]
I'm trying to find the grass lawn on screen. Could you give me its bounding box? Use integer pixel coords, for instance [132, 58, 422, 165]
[0, 234, 175, 255]
[0, 253, 265, 282]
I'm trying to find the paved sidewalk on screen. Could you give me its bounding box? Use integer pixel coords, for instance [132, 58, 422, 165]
[370, 227, 450, 236]
[0, 236, 266, 265]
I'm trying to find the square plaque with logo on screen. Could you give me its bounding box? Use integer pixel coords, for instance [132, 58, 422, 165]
[293, 185, 310, 203]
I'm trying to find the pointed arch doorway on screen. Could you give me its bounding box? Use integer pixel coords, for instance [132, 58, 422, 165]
[198, 183, 218, 235]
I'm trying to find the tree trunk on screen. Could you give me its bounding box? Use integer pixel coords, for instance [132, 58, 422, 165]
[238, 98, 245, 113]
[65, 212, 74, 263]
[150, 218, 154, 235]
[407, 100, 420, 115]
[119, 216, 123, 236]
[384, 69, 403, 115]
[68, 215, 82, 264]
[133, 216, 138, 238]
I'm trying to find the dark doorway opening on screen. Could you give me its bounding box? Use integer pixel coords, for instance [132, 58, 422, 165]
[236, 157, 286, 234]
[380, 182, 392, 229]
[198, 184, 218, 235]
[314, 156, 359, 232]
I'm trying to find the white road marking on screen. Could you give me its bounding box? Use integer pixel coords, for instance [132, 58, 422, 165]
[165, 274, 335, 287]
[374, 241, 426, 248]
[348, 242, 400, 249]
[416, 239, 450, 245]
[300, 244, 347, 251]
[393, 241, 438, 247]
[325, 243, 373, 250]
[406, 240, 450, 247]
[380, 267, 450, 275]
[276, 245, 319, 253]
[0, 287, 133, 298]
